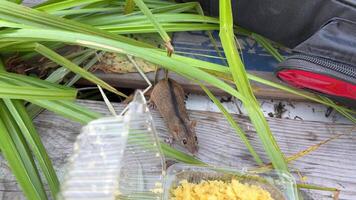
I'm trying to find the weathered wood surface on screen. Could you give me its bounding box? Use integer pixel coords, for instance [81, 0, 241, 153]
[0, 100, 355, 200]
[78, 70, 312, 101]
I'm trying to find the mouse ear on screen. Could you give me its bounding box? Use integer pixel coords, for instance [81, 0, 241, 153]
[190, 120, 197, 128]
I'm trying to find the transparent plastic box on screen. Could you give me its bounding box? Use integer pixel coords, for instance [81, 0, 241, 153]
[59, 91, 165, 200]
[164, 164, 298, 200]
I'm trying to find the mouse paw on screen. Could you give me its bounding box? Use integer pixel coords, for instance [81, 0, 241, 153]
[147, 100, 156, 110]
[122, 93, 134, 105]
[164, 137, 174, 146]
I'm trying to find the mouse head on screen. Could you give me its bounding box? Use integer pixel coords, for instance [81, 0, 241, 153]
[172, 120, 198, 154]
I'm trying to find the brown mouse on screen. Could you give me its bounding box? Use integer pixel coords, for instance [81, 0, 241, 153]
[150, 79, 198, 154]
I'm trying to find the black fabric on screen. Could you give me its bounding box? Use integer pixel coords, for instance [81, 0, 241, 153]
[294, 18, 356, 67]
[181, 0, 356, 48]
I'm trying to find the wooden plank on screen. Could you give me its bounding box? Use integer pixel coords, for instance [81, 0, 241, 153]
[77, 70, 312, 101]
[0, 100, 355, 200]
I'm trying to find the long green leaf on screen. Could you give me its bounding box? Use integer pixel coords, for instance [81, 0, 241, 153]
[66, 51, 102, 86]
[0, 102, 47, 200]
[320, 96, 356, 123]
[95, 14, 219, 26]
[219, 0, 288, 170]
[99, 23, 218, 34]
[33, 43, 127, 98]
[0, 59, 59, 199]
[0, 84, 76, 100]
[160, 142, 205, 165]
[252, 33, 284, 62]
[36, 0, 103, 13]
[26, 49, 97, 118]
[0, 70, 102, 123]
[45, 49, 96, 83]
[52, 7, 123, 16]
[80, 2, 199, 25]
[4, 99, 59, 199]
[0, 1, 152, 48]
[6, 0, 22, 3]
[0, 71, 78, 90]
[0, 74, 102, 123]
[200, 83, 263, 165]
[29, 99, 101, 124]
[133, 0, 173, 55]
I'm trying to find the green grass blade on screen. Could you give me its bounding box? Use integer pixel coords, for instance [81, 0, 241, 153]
[101, 23, 218, 34]
[95, 14, 219, 28]
[80, 2, 199, 25]
[26, 49, 97, 118]
[0, 84, 76, 100]
[0, 19, 32, 29]
[133, 0, 173, 54]
[0, 1, 152, 48]
[297, 183, 339, 192]
[219, 0, 288, 170]
[28, 99, 102, 124]
[0, 102, 47, 200]
[200, 83, 263, 165]
[33, 43, 127, 98]
[160, 142, 205, 165]
[0, 71, 75, 90]
[319, 96, 356, 123]
[4, 99, 60, 199]
[66, 51, 102, 86]
[252, 33, 284, 62]
[0, 70, 101, 123]
[45, 49, 96, 83]
[0, 71, 77, 100]
[52, 7, 123, 16]
[6, 0, 23, 3]
[36, 0, 103, 13]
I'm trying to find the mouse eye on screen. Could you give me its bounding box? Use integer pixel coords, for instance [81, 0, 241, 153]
[194, 136, 198, 141]
[182, 138, 187, 145]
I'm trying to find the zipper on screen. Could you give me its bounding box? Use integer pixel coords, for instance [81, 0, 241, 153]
[287, 54, 356, 79]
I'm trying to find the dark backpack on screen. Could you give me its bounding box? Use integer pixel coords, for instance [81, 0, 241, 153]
[181, 0, 356, 108]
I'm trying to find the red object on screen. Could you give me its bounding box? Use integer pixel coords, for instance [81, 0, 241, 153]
[277, 69, 356, 100]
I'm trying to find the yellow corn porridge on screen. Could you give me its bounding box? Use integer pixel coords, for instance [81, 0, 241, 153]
[171, 179, 274, 200]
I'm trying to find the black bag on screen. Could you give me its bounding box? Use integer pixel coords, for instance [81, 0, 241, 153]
[180, 0, 356, 107]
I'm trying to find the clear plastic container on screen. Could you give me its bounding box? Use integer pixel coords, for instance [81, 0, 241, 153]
[164, 164, 298, 200]
[59, 91, 165, 200]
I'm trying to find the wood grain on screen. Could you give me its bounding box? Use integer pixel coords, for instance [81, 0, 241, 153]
[0, 100, 354, 200]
